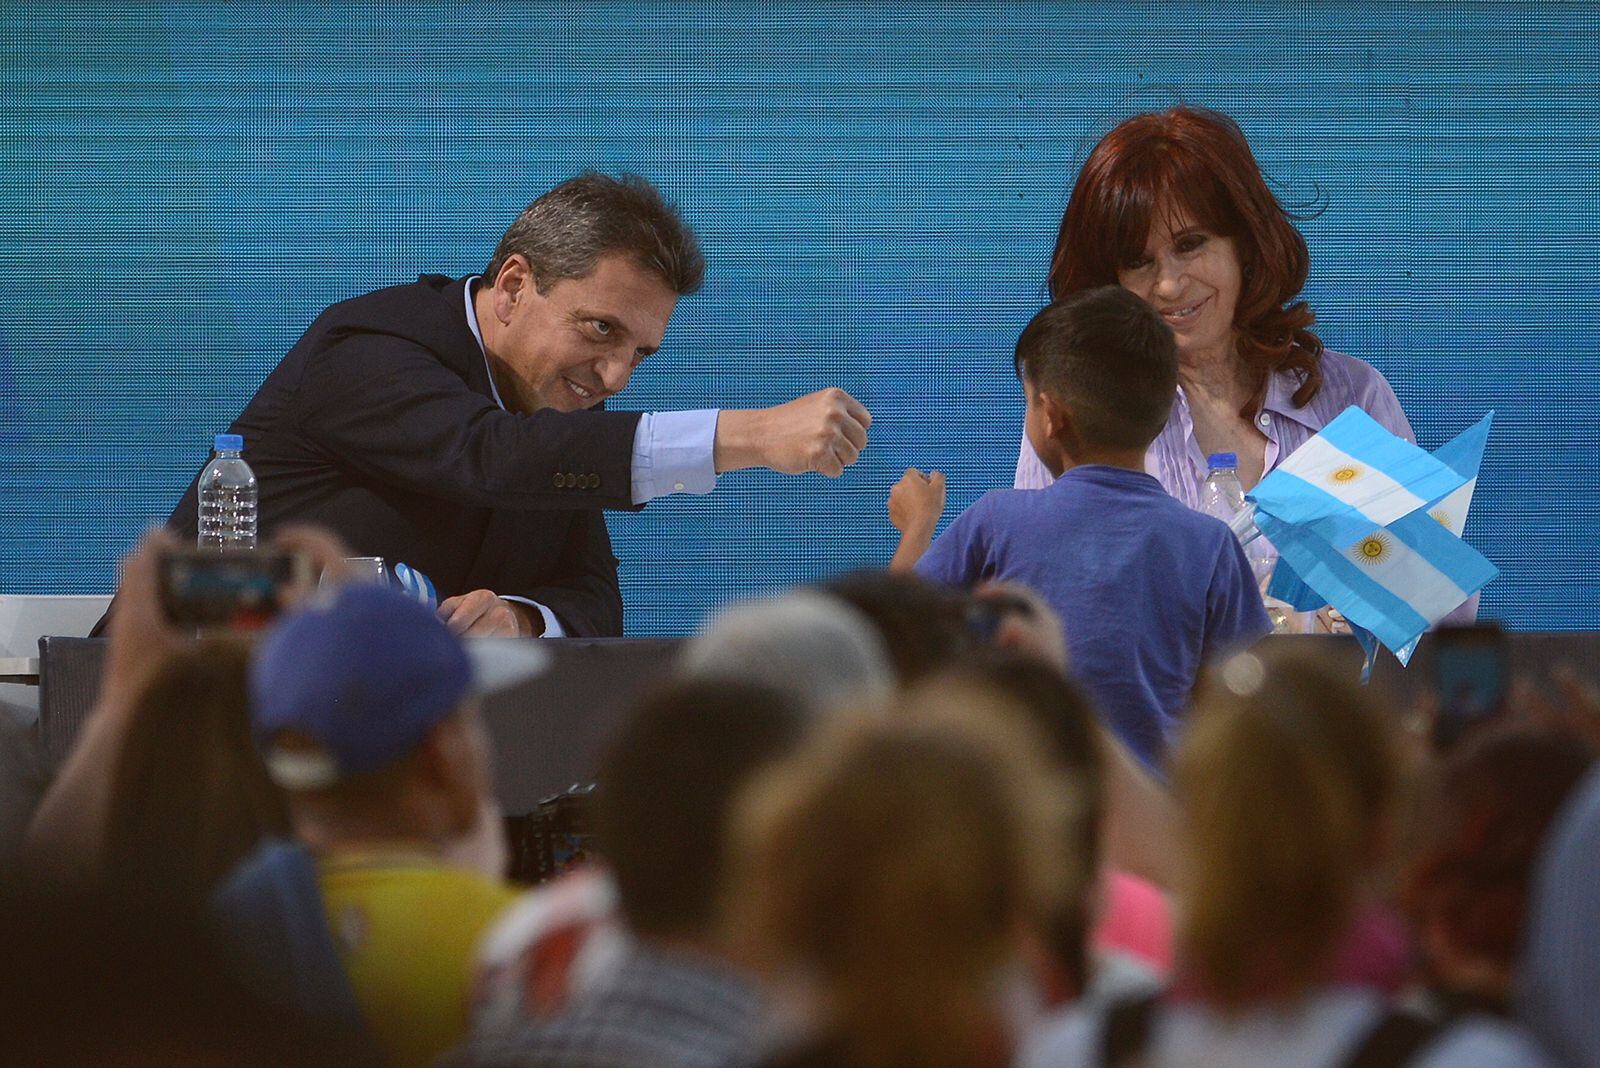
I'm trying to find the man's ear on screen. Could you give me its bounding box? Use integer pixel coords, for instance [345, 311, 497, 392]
[490, 255, 535, 323]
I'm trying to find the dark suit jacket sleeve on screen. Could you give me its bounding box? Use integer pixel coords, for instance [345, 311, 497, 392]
[514, 508, 624, 637]
[289, 332, 643, 511]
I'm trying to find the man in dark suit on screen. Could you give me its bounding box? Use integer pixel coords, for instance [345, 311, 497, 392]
[165, 174, 872, 637]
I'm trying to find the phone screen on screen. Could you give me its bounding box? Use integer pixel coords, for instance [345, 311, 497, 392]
[158, 549, 305, 630]
[1430, 623, 1509, 750]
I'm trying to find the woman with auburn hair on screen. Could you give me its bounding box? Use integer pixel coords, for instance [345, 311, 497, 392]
[729, 709, 1083, 1068]
[1020, 652, 1557, 1068]
[1018, 105, 1413, 495]
[1012, 107, 1452, 624]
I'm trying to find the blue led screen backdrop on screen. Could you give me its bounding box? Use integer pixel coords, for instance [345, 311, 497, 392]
[2, 1, 1596, 632]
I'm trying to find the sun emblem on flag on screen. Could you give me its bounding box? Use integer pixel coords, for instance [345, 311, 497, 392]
[1329, 465, 1363, 485]
[1351, 531, 1394, 567]
[1431, 510, 1453, 532]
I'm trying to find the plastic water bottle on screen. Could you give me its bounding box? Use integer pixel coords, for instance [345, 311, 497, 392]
[197, 433, 258, 549]
[1199, 452, 1248, 524]
[1200, 453, 1271, 582]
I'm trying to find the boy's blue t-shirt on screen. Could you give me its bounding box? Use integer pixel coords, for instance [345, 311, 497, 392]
[915, 464, 1270, 769]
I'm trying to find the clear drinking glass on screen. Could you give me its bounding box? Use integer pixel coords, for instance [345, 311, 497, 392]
[320, 556, 390, 588]
[344, 556, 390, 585]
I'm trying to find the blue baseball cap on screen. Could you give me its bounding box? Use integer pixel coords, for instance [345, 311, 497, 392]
[250, 582, 546, 789]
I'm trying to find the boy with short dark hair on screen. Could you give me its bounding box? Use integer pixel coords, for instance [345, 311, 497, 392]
[889, 287, 1269, 769]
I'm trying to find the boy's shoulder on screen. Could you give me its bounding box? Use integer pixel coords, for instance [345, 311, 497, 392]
[962, 473, 1235, 554]
[971, 474, 1223, 528]
[957, 486, 1038, 522]
[1065, 470, 1235, 533]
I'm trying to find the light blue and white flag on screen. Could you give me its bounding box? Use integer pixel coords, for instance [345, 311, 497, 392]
[1254, 412, 1497, 662]
[1265, 553, 1328, 613]
[1249, 406, 1468, 549]
[1352, 412, 1495, 666]
[1257, 509, 1496, 657]
[1268, 414, 1496, 634]
[393, 561, 437, 609]
[1419, 411, 1493, 535]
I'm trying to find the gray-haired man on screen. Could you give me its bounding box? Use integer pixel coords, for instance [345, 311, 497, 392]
[162, 173, 872, 637]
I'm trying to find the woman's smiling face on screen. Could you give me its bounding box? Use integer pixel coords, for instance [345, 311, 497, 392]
[1116, 205, 1244, 365]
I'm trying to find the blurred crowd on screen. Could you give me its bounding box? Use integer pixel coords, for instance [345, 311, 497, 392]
[0, 527, 1596, 1068]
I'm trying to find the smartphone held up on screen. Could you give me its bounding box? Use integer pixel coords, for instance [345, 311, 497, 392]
[157, 548, 312, 631]
[1429, 622, 1510, 751]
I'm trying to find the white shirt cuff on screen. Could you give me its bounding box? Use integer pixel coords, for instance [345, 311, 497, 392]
[499, 596, 565, 638]
[631, 410, 719, 505]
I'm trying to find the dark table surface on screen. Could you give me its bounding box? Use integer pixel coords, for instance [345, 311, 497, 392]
[37, 631, 1600, 814]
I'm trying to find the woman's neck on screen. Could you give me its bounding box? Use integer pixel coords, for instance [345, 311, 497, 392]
[1177, 340, 1255, 410]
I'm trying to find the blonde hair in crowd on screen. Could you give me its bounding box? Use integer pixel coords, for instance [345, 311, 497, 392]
[1174, 651, 1403, 1010]
[728, 702, 1081, 1068]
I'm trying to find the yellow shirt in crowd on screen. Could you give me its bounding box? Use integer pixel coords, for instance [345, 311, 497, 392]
[319, 846, 518, 1068]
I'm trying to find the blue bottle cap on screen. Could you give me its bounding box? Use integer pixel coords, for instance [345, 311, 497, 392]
[215, 433, 244, 451]
[1207, 452, 1238, 470]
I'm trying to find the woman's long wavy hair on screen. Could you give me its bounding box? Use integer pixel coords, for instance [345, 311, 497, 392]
[1048, 106, 1324, 416]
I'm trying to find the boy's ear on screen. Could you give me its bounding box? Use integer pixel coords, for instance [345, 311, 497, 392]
[1042, 392, 1086, 459]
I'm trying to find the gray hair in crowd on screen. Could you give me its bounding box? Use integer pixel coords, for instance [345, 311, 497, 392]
[483, 172, 705, 296]
[680, 592, 896, 714]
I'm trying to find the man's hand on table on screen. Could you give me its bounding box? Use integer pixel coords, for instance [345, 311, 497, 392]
[714, 388, 872, 478]
[438, 590, 542, 638]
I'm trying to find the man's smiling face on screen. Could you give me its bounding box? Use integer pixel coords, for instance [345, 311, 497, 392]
[484, 252, 678, 413]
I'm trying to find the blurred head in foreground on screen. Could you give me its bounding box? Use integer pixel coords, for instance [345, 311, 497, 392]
[1174, 649, 1402, 1009]
[98, 638, 289, 901]
[1402, 724, 1593, 1011]
[729, 707, 1081, 1068]
[680, 590, 895, 713]
[906, 652, 1106, 996]
[819, 570, 978, 686]
[596, 678, 810, 946]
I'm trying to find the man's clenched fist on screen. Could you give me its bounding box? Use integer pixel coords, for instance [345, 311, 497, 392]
[715, 388, 872, 477]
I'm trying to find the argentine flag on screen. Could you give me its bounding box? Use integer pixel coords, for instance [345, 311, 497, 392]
[1249, 407, 1468, 547]
[1253, 412, 1496, 661]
